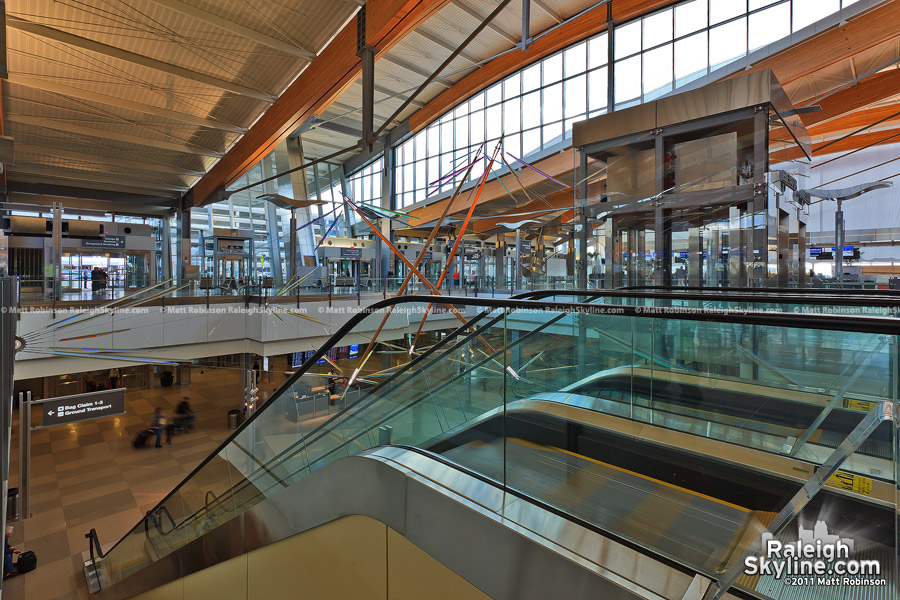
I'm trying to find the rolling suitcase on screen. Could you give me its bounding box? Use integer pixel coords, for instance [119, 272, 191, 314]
[132, 429, 153, 448]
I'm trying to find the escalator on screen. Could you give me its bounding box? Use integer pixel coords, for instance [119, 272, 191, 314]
[86, 294, 900, 600]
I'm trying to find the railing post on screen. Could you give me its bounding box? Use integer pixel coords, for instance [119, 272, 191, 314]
[703, 401, 897, 600]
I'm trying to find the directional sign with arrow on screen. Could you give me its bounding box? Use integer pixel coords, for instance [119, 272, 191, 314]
[38, 389, 126, 428]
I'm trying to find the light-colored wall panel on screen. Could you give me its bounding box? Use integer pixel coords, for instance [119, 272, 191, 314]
[387, 528, 491, 600]
[132, 578, 184, 600]
[183, 553, 248, 600]
[247, 515, 387, 600]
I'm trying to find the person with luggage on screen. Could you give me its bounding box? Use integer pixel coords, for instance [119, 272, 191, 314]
[175, 397, 195, 430]
[4, 526, 35, 579]
[4, 526, 20, 578]
[151, 407, 167, 448]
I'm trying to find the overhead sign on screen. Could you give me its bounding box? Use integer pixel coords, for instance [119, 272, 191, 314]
[82, 235, 125, 249]
[340, 247, 363, 258]
[38, 389, 126, 428]
[810, 247, 823, 256]
[217, 239, 246, 254]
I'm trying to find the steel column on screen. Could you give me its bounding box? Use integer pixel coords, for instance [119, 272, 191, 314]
[0, 277, 18, 598]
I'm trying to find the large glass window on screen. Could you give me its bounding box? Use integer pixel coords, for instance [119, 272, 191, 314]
[395, 0, 861, 208]
[393, 32, 609, 208]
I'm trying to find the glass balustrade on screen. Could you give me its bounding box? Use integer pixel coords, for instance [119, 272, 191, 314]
[92, 296, 899, 600]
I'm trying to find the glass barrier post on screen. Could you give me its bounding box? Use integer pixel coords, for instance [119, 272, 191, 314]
[704, 401, 898, 600]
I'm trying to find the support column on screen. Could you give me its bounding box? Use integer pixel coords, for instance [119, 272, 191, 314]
[263, 201, 284, 287]
[379, 147, 394, 278]
[654, 133, 670, 286]
[834, 198, 844, 283]
[751, 107, 769, 287]
[495, 234, 506, 286]
[688, 227, 702, 287]
[798, 218, 807, 288]
[604, 218, 616, 289]
[162, 216, 173, 281]
[777, 208, 789, 288]
[0, 277, 19, 583]
[576, 151, 589, 289]
[175, 204, 191, 282]
[51, 203, 61, 302]
[289, 210, 298, 281]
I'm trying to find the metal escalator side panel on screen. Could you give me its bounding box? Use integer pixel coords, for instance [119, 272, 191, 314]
[96, 449, 713, 600]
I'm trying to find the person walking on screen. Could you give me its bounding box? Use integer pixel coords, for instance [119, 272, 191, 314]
[151, 407, 167, 448]
[109, 367, 121, 389]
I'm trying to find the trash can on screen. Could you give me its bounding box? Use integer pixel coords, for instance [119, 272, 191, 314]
[227, 410, 242, 429]
[6, 487, 18, 521]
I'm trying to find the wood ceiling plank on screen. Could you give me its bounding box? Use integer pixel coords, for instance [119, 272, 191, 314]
[771, 127, 900, 162]
[802, 69, 900, 128]
[190, 0, 452, 206]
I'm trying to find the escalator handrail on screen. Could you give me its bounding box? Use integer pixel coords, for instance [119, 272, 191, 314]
[389, 445, 708, 581]
[618, 284, 900, 296]
[97, 289, 543, 554]
[171, 290, 628, 531]
[100, 293, 900, 561]
[528, 288, 900, 308]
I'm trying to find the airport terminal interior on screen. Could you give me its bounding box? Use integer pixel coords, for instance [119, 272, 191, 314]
[2, 0, 900, 599]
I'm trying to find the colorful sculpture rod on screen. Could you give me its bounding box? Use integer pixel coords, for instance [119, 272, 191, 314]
[506, 152, 567, 187]
[355, 201, 419, 220]
[295, 206, 339, 232]
[313, 208, 343, 251]
[408, 141, 503, 354]
[344, 195, 410, 227]
[40, 278, 175, 331]
[273, 267, 321, 298]
[427, 156, 479, 198]
[352, 145, 486, 381]
[345, 195, 491, 385]
[23, 280, 188, 346]
[499, 151, 535, 204]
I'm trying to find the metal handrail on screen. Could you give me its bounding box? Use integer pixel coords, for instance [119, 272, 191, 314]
[619, 284, 900, 296]
[704, 401, 898, 600]
[85, 528, 106, 590]
[95, 293, 900, 564]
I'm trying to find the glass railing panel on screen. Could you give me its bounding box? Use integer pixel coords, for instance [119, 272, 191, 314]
[93, 296, 900, 595]
[718, 403, 898, 600]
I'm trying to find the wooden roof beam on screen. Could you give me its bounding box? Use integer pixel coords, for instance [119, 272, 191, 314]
[736, 0, 900, 84]
[801, 69, 900, 128]
[772, 127, 900, 162]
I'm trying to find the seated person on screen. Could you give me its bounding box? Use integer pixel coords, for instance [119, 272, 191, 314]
[175, 397, 195, 430]
[4, 527, 20, 578]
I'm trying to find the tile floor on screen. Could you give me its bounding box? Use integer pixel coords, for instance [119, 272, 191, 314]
[3, 367, 290, 600]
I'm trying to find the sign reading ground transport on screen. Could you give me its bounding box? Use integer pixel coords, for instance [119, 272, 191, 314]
[38, 388, 126, 428]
